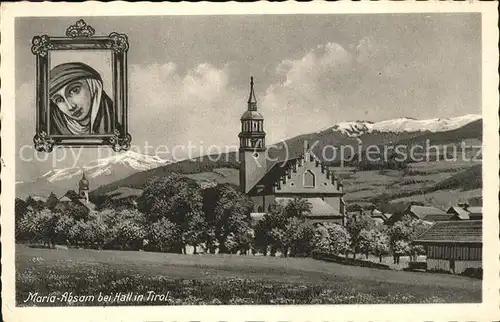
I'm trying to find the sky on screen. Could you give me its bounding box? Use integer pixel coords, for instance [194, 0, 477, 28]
[15, 14, 481, 181]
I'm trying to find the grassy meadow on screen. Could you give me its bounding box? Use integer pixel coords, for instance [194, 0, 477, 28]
[17, 245, 481, 306]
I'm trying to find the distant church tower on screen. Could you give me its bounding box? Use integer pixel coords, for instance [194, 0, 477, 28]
[78, 170, 90, 204]
[239, 77, 267, 193]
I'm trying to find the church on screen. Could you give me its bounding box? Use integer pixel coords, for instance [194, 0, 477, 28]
[238, 77, 346, 225]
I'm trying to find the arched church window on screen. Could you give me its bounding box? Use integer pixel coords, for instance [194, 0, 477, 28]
[303, 170, 315, 188]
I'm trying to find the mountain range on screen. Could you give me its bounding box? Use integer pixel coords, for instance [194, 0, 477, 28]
[16, 114, 483, 205]
[329, 114, 481, 138]
[16, 151, 172, 199]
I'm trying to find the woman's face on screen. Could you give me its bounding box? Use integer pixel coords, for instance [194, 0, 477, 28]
[51, 80, 92, 121]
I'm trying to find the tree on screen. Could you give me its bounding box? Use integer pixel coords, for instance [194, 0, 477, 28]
[147, 217, 179, 252]
[113, 209, 147, 250]
[387, 216, 430, 264]
[15, 198, 29, 217]
[314, 223, 351, 256]
[183, 211, 206, 254]
[345, 212, 376, 258]
[25, 196, 45, 211]
[253, 215, 273, 255]
[253, 199, 313, 257]
[288, 219, 315, 257]
[358, 228, 390, 262]
[15, 198, 29, 241]
[137, 174, 205, 253]
[203, 183, 253, 254]
[53, 197, 89, 221]
[53, 214, 76, 245]
[18, 209, 59, 247]
[284, 198, 312, 220]
[46, 192, 59, 211]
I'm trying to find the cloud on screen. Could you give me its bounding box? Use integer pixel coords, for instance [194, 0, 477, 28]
[260, 42, 354, 142]
[128, 62, 246, 156]
[15, 35, 479, 182]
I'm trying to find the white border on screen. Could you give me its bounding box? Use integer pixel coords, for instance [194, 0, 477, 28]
[1, 2, 499, 321]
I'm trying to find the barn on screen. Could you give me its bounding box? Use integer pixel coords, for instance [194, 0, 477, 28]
[414, 220, 482, 274]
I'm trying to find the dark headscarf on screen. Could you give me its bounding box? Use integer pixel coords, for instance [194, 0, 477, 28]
[49, 62, 116, 135]
[50, 62, 102, 97]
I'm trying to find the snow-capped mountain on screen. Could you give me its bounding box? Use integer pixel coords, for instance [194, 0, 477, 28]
[330, 114, 481, 138]
[16, 151, 172, 199]
[40, 151, 171, 183]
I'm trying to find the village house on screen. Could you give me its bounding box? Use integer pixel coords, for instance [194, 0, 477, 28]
[54, 172, 96, 215]
[446, 203, 482, 221]
[370, 209, 393, 225]
[239, 78, 346, 225]
[389, 205, 451, 224]
[414, 220, 482, 274]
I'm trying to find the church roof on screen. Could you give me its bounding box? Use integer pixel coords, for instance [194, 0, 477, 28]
[306, 198, 342, 217]
[240, 110, 264, 120]
[241, 76, 262, 119]
[275, 197, 342, 217]
[247, 156, 301, 194]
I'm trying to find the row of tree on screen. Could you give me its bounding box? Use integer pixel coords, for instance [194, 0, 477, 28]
[16, 173, 430, 261]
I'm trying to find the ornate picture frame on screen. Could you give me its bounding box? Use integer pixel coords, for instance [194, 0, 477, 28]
[31, 19, 131, 152]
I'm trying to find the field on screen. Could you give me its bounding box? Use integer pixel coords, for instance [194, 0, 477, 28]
[16, 245, 481, 306]
[341, 160, 481, 208]
[168, 160, 481, 210]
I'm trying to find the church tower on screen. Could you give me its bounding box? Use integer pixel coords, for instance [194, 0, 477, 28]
[78, 169, 90, 204]
[239, 77, 267, 193]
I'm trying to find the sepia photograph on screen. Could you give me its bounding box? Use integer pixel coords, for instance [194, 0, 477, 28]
[1, 2, 499, 322]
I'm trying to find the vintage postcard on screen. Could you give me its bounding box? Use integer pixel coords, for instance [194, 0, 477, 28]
[1, 1, 499, 321]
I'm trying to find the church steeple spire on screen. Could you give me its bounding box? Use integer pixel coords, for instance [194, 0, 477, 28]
[247, 76, 257, 111]
[78, 168, 90, 203]
[239, 76, 266, 193]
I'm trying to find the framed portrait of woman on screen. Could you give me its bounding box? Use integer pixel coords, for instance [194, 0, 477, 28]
[31, 19, 131, 152]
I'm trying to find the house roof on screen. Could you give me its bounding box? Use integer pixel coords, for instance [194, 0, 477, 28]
[81, 201, 96, 211]
[414, 220, 482, 244]
[467, 206, 482, 216]
[407, 205, 447, 220]
[370, 209, 393, 221]
[275, 197, 342, 217]
[58, 196, 73, 202]
[446, 206, 470, 220]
